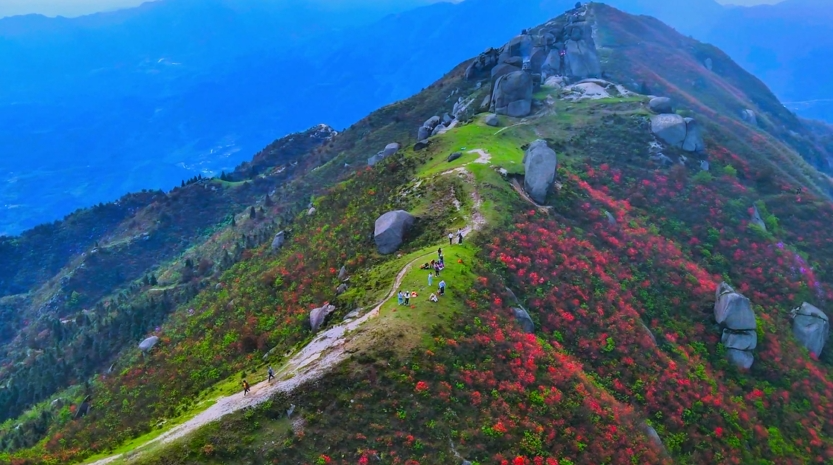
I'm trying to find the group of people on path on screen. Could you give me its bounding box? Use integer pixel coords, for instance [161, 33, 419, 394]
[448, 229, 464, 245]
[242, 366, 276, 396]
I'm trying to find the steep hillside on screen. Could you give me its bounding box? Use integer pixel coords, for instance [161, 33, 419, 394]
[6, 3, 833, 465]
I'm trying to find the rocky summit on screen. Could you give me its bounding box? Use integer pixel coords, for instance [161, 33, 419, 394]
[4, 3, 833, 465]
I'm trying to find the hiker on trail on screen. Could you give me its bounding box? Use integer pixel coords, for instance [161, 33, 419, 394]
[448, 232, 454, 245]
[242, 379, 251, 396]
[439, 280, 447, 296]
[404, 291, 411, 305]
[438, 247, 443, 259]
[429, 293, 439, 303]
[439, 254, 445, 266]
[397, 291, 404, 305]
[458, 229, 464, 244]
[428, 272, 434, 286]
[268, 366, 274, 382]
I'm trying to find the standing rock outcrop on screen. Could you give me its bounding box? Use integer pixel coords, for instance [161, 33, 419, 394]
[310, 304, 336, 332]
[741, 109, 758, 127]
[491, 71, 533, 117]
[374, 210, 415, 255]
[338, 266, 348, 281]
[523, 140, 558, 204]
[485, 114, 500, 127]
[651, 114, 705, 153]
[791, 302, 829, 356]
[271, 231, 286, 250]
[512, 307, 535, 334]
[649, 97, 673, 114]
[563, 22, 601, 80]
[139, 336, 160, 352]
[750, 205, 766, 231]
[715, 282, 757, 369]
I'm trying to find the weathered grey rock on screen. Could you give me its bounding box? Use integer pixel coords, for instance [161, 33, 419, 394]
[544, 75, 567, 88]
[523, 139, 557, 204]
[700, 160, 710, 171]
[682, 118, 705, 152]
[502, 34, 533, 61]
[750, 205, 767, 230]
[414, 140, 431, 151]
[704, 57, 713, 71]
[343, 309, 361, 321]
[374, 210, 416, 254]
[480, 94, 492, 112]
[336, 283, 348, 295]
[271, 231, 286, 250]
[51, 398, 65, 409]
[485, 114, 500, 127]
[442, 113, 454, 125]
[383, 142, 400, 157]
[541, 50, 560, 79]
[651, 114, 688, 147]
[649, 97, 673, 114]
[431, 124, 447, 137]
[529, 47, 548, 73]
[741, 109, 758, 126]
[645, 425, 666, 452]
[139, 336, 159, 352]
[447, 152, 462, 163]
[492, 71, 533, 118]
[714, 282, 757, 330]
[562, 23, 601, 80]
[722, 329, 758, 351]
[491, 63, 521, 81]
[605, 211, 616, 226]
[418, 125, 433, 141]
[338, 266, 348, 281]
[307, 207, 316, 216]
[424, 116, 441, 130]
[792, 302, 829, 356]
[310, 304, 336, 332]
[727, 348, 754, 369]
[512, 307, 535, 333]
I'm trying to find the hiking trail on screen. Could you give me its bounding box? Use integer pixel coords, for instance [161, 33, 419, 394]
[86, 190, 487, 464]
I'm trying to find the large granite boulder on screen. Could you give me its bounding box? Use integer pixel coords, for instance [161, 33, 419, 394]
[338, 266, 348, 281]
[649, 97, 673, 114]
[271, 231, 286, 250]
[374, 210, 415, 254]
[418, 116, 442, 140]
[501, 34, 533, 62]
[523, 140, 557, 204]
[682, 118, 705, 152]
[727, 349, 754, 370]
[491, 63, 521, 81]
[563, 23, 601, 80]
[465, 47, 501, 80]
[651, 114, 688, 147]
[310, 304, 336, 332]
[792, 302, 830, 356]
[715, 282, 757, 369]
[721, 329, 757, 351]
[714, 282, 757, 330]
[492, 71, 533, 118]
[541, 50, 560, 79]
[512, 307, 535, 333]
[485, 114, 500, 127]
[139, 336, 159, 352]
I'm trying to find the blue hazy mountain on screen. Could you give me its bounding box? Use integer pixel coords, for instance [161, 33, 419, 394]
[1, 0, 829, 235]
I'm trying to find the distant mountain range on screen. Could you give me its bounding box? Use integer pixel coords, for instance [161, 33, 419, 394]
[0, 0, 830, 235]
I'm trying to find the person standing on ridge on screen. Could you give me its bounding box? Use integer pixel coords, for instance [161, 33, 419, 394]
[448, 232, 453, 245]
[428, 272, 434, 287]
[397, 291, 404, 305]
[404, 291, 410, 305]
[439, 280, 446, 296]
[242, 379, 251, 396]
[267, 366, 275, 383]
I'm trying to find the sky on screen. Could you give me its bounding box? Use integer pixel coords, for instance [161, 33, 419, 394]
[0, 0, 783, 19]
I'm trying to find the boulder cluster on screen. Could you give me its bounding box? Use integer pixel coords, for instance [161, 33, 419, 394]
[466, 3, 600, 118]
[714, 282, 757, 369]
[650, 113, 705, 153]
[368, 143, 400, 167]
[416, 115, 455, 143]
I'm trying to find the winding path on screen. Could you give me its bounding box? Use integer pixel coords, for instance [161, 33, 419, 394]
[87, 253, 436, 465]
